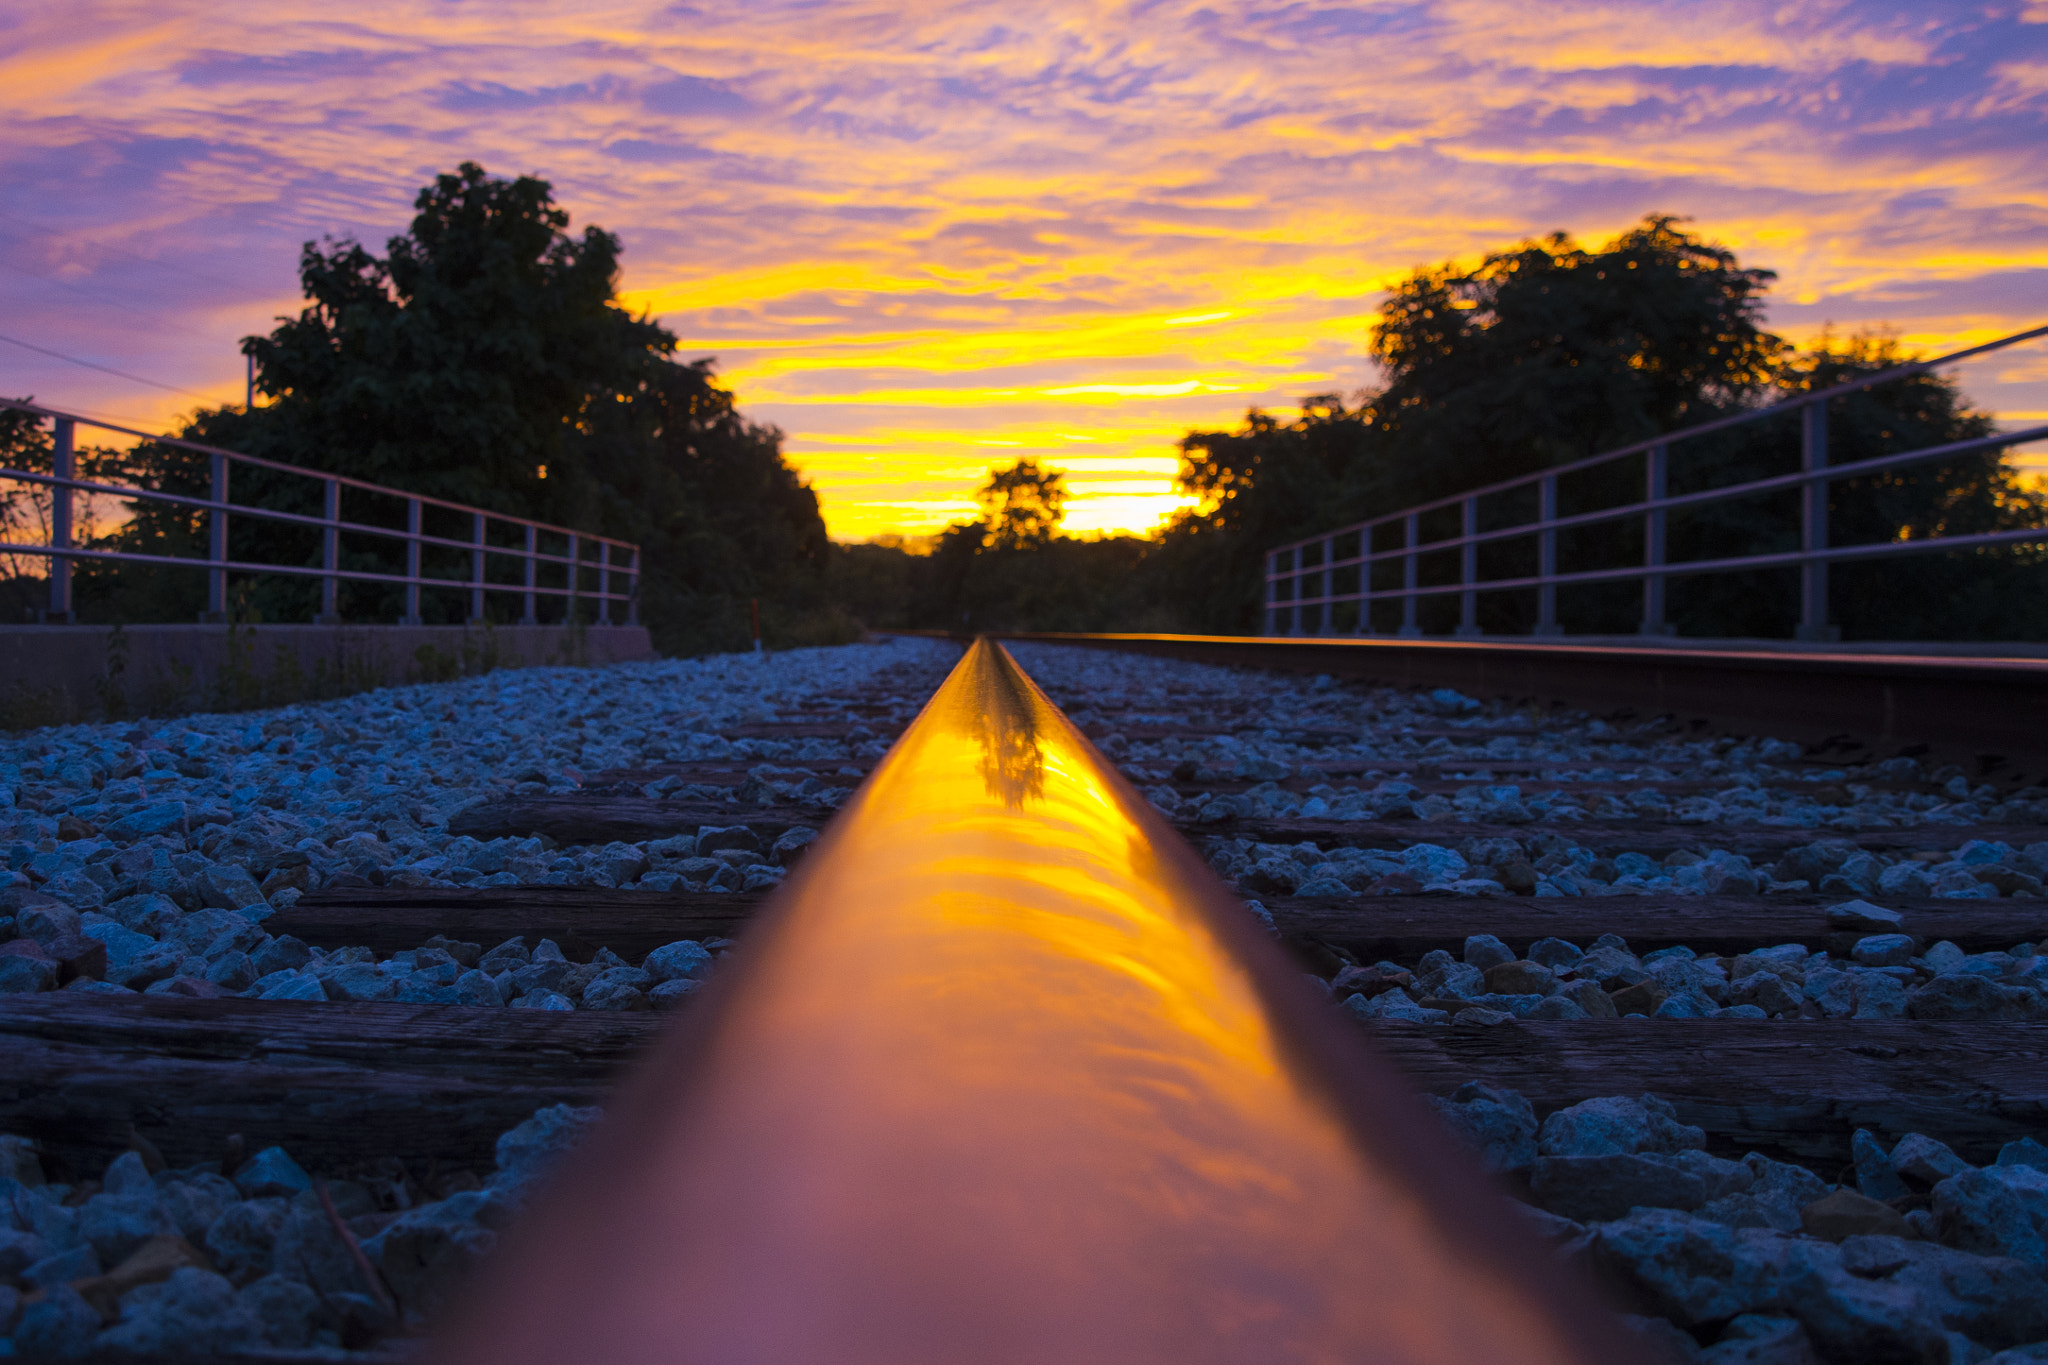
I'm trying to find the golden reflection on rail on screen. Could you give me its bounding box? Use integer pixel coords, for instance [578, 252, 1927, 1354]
[435, 639, 1625, 1364]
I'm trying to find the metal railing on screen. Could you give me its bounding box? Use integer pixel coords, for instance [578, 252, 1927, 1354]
[1262, 324, 2048, 641]
[1, 400, 638, 627]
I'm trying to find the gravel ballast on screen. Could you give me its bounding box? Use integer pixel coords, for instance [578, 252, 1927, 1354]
[5, 638, 2043, 1016]
[3, 636, 2045, 1360]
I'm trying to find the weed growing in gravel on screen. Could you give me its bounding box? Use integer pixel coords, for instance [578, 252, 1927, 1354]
[94, 623, 130, 722]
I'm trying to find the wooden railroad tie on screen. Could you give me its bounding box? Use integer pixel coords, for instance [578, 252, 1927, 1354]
[4, 994, 2040, 1178]
[444, 788, 2046, 860]
[271, 884, 2044, 962]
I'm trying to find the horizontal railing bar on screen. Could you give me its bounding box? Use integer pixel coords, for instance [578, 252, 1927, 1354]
[0, 542, 632, 598]
[1266, 322, 2048, 557]
[1265, 423, 2048, 579]
[0, 400, 637, 550]
[0, 466, 628, 562]
[1274, 524, 2048, 607]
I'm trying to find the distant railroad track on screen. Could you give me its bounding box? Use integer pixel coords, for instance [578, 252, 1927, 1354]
[978, 630, 2048, 776]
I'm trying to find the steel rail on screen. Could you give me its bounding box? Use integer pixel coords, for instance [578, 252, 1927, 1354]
[1260, 322, 2048, 640]
[1265, 423, 2048, 574]
[977, 631, 2048, 774]
[1274, 521, 2048, 609]
[430, 639, 1637, 1365]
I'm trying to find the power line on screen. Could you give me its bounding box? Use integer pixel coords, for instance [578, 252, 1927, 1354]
[0, 210, 257, 294]
[0, 331, 220, 403]
[0, 260, 214, 338]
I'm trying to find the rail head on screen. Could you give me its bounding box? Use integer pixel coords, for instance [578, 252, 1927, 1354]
[429, 638, 1640, 1364]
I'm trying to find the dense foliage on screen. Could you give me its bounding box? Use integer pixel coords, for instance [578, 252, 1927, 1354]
[9, 207, 2041, 647]
[1367, 215, 1786, 506]
[3, 164, 836, 655]
[870, 463, 1160, 633]
[855, 216, 2042, 642]
[1149, 217, 2046, 639]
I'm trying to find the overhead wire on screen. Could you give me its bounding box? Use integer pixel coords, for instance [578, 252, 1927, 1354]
[0, 210, 261, 414]
[0, 259, 217, 338]
[0, 208, 259, 293]
[0, 331, 219, 403]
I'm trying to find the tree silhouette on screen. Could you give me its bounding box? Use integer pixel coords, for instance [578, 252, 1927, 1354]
[977, 459, 1068, 549]
[242, 161, 670, 513]
[1365, 213, 1786, 507]
[1158, 215, 2045, 638]
[30, 162, 836, 653]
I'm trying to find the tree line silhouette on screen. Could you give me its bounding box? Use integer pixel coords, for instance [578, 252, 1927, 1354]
[894, 216, 2045, 640]
[5, 171, 2042, 646]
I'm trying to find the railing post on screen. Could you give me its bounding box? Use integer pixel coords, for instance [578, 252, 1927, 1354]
[1299, 546, 1309, 636]
[1640, 443, 1672, 636]
[1797, 399, 1836, 641]
[596, 542, 612, 626]
[202, 451, 228, 622]
[1398, 512, 1421, 637]
[1262, 550, 1276, 635]
[318, 479, 340, 623]
[626, 544, 641, 627]
[44, 418, 74, 623]
[565, 532, 579, 626]
[470, 513, 486, 624]
[401, 497, 423, 625]
[1535, 475, 1560, 635]
[1317, 535, 1333, 636]
[522, 525, 538, 625]
[1355, 524, 1372, 635]
[1453, 497, 1480, 637]
[1270, 547, 1288, 636]
[1290, 546, 1303, 636]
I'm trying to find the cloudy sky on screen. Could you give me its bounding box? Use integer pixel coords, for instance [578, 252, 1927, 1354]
[4, 0, 2047, 539]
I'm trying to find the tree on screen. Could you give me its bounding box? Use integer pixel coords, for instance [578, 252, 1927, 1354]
[1160, 399, 1366, 632]
[1153, 216, 2047, 640]
[229, 161, 835, 649]
[1144, 218, 1789, 632]
[1362, 214, 1786, 507]
[976, 459, 1068, 549]
[882, 459, 1178, 633]
[563, 353, 837, 654]
[50, 163, 835, 653]
[242, 162, 671, 514]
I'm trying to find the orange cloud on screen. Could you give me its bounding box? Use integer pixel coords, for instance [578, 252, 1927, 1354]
[2, 0, 2044, 542]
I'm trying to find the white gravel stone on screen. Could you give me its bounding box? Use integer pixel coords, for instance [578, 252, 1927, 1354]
[9, 636, 2046, 1032]
[1, 640, 959, 1007]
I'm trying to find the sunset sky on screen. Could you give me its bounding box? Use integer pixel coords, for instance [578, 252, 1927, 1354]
[4, 0, 2047, 540]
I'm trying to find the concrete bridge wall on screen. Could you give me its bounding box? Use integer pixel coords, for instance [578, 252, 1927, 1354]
[1, 622, 656, 727]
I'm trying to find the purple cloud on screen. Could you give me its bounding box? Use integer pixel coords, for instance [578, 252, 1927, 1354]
[642, 73, 750, 115]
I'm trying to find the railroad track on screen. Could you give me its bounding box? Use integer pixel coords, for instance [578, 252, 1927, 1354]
[2, 633, 2045, 1360]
